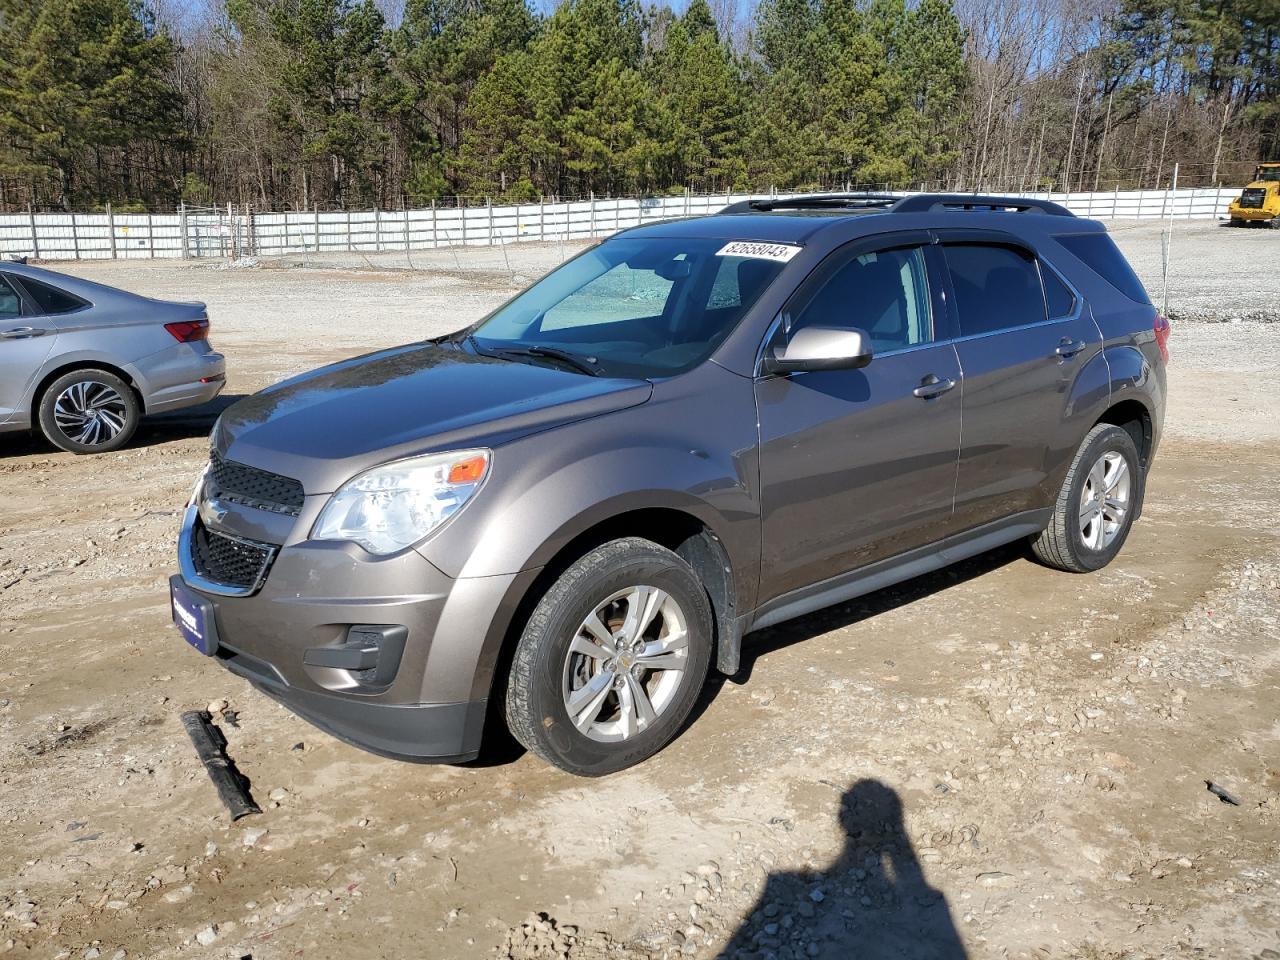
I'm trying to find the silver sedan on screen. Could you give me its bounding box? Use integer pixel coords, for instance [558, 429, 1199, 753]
[0, 262, 225, 453]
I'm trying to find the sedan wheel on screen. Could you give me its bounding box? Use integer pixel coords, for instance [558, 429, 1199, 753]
[53, 380, 130, 447]
[37, 369, 140, 454]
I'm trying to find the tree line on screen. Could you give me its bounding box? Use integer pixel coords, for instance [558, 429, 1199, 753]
[0, 0, 1276, 212]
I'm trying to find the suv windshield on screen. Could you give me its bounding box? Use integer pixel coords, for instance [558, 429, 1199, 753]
[468, 236, 789, 378]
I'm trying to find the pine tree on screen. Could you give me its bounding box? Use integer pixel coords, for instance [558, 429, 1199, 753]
[647, 0, 747, 191]
[0, 0, 184, 209]
[744, 0, 831, 188]
[389, 0, 536, 199]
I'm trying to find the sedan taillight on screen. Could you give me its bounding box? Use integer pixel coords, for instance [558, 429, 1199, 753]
[165, 319, 209, 343]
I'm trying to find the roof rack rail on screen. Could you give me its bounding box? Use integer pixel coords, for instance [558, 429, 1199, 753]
[890, 193, 1075, 217]
[721, 193, 901, 214]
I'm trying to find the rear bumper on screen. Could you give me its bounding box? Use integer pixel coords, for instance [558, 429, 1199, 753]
[134, 347, 226, 413]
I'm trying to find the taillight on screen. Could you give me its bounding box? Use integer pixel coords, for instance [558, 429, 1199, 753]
[1153, 314, 1170, 362]
[165, 319, 209, 343]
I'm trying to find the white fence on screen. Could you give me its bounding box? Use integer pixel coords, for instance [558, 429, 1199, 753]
[0, 188, 1241, 263]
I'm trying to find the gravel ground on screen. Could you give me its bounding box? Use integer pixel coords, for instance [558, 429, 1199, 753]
[1, 225, 1279, 960]
[1108, 219, 1280, 322]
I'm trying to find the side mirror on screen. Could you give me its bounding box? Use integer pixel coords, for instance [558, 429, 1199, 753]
[764, 325, 874, 375]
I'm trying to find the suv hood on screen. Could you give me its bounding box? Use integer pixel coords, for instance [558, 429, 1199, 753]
[215, 343, 652, 493]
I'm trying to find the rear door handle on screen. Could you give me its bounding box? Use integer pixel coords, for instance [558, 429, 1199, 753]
[1056, 338, 1086, 359]
[0, 326, 48, 340]
[913, 375, 956, 399]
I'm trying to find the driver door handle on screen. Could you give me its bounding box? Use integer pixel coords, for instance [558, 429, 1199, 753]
[1056, 338, 1086, 359]
[913, 375, 956, 399]
[0, 326, 48, 340]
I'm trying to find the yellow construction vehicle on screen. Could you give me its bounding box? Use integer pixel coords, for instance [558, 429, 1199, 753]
[1227, 162, 1280, 226]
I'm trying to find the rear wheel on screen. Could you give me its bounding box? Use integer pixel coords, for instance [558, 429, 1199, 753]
[504, 538, 713, 776]
[1031, 424, 1142, 573]
[37, 369, 139, 454]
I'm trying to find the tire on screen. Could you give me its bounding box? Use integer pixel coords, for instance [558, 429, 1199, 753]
[505, 538, 713, 776]
[37, 368, 140, 454]
[1031, 423, 1142, 574]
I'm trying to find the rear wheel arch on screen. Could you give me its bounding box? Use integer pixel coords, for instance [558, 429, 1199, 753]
[1094, 397, 1154, 468]
[31, 360, 143, 423]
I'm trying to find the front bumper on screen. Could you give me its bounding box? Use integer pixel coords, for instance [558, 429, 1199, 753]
[174, 502, 522, 762]
[224, 650, 488, 762]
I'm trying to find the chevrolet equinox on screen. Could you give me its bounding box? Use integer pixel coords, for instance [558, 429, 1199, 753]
[170, 193, 1169, 776]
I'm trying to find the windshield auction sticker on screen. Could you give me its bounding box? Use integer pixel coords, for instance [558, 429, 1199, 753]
[715, 241, 802, 263]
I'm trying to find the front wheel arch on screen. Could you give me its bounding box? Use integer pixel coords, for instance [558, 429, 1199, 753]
[478, 506, 739, 705]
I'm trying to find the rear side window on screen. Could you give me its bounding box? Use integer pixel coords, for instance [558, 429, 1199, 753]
[0, 276, 23, 319]
[20, 277, 88, 314]
[1055, 233, 1150, 304]
[942, 244, 1045, 336]
[1042, 265, 1076, 319]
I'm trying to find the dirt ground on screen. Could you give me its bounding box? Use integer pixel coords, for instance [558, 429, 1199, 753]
[2, 220, 1279, 960]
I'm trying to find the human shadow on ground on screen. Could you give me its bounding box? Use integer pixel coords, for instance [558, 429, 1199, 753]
[718, 778, 967, 960]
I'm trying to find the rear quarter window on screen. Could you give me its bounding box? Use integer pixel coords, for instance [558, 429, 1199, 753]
[20, 277, 89, 314]
[1041, 264, 1076, 319]
[1055, 233, 1150, 305]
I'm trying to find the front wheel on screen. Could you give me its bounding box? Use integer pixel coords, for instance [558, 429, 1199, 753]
[1031, 423, 1143, 573]
[504, 538, 713, 776]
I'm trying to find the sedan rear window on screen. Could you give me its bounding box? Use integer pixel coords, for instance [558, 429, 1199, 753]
[21, 277, 88, 314]
[1055, 233, 1150, 304]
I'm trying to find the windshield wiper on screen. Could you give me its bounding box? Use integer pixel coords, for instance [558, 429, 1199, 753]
[490, 344, 604, 377]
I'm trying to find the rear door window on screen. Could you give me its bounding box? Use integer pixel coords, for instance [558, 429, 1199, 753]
[1055, 233, 1150, 304]
[789, 245, 932, 353]
[19, 277, 87, 315]
[942, 244, 1046, 336]
[0, 276, 23, 319]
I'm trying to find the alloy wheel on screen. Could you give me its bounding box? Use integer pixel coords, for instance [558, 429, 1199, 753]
[561, 585, 690, 743]
[1079, 450, 1131, 551]
[53, 380, 129, 447]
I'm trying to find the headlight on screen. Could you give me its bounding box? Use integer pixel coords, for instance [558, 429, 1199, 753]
[312, 449, 490, 555]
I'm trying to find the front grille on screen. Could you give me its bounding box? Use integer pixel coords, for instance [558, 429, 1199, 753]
[192, 522, 276, 590]
[208, 453, 304, 516]
[1240, 189, 1266, 209]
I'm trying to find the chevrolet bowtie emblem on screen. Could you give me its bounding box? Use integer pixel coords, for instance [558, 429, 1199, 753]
[198, 496, 229, 527]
